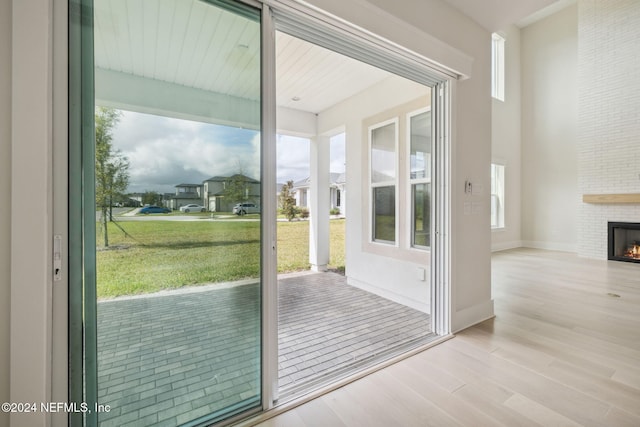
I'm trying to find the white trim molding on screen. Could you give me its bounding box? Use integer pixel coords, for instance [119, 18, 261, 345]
[492, 240, 524, 252]
[267, 0, 472, 81]
[452, 300, 495, 333]
[261, 3, 279, 410]
[522, 240, 577, 253]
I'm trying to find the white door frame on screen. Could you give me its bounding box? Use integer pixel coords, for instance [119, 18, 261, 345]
[260, 3, 279, 410]
[260, 0, 453, 409]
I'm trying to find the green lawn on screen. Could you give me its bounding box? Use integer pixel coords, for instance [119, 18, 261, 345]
[97, 219, 345, 298]
[276, 220, 345, 273]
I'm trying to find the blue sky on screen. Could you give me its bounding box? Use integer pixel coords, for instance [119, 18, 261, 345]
[111, 110, 344, 194]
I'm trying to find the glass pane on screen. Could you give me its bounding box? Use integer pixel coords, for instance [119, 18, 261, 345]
[373, 186, 395, 243]
[413, 183, 431, 248]
[491, 163, 505, 229]
[93, 0, 262, 425]
[410, 112, 431, 180]
[491, 163, 497, 193]
[371, 122, 396, 183]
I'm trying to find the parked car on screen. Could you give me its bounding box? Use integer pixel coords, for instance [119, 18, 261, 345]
[179, 204, 206, 213]
[233, 203, 260, 215]
[139, 205, 170, 214]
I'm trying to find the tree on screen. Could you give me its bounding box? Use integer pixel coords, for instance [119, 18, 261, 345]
[141, 190, 162, 206]
[279, 180, 297, 221]
[222, 174, 250, 210]
[95, 107, 129, 247]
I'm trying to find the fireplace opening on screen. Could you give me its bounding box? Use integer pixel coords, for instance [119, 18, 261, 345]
[608, 222, 640, 264]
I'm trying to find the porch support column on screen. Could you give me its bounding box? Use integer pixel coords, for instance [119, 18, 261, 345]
[309, 135, 330, 272]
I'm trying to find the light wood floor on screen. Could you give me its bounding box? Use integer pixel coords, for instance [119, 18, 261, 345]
[253, 248, 640, 426]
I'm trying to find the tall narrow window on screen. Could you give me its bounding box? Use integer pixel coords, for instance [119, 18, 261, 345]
[409, 109, 431, 248]
[491, 163, 505, 229]
[370, 120, 397, 244]
[491, 33, 505, 101]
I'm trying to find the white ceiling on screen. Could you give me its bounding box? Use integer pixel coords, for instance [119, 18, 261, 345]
[94, 0, 573, 121]
[94, 0, 262, 101]
[276, 32, 391, 113]
[94, 0, 391, 117]
[441, 0, 571, 31]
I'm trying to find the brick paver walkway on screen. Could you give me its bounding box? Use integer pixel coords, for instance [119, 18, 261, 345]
[97, 281, 261, 426]
[277, 272, 432, 395]
[97, 272, 431, 426]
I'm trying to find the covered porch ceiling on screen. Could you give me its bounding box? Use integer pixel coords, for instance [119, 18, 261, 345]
[94, 0, 567, 130]
[94, 0, 391, 130]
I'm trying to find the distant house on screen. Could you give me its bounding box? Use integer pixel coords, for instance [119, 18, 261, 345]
[291, 173, 346, 215]
[291, 177, 310, 208]
[162, 193, 174, 208]
[166, 183, 203, 211]
[330, 173, 346, 215]
[203, 174, 260, 212]
[127, 192, 145, 207]
[119, 196, 142, 207]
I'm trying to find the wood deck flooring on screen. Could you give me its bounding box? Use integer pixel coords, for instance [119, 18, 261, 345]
[96, 272, 430, 426]
[254, 249, 640, 427]
[278, 272, 431, 396]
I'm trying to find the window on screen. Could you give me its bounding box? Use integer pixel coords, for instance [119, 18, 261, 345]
[409, 110, 431, 248]
[491, 33, 505, 101]
[491, 163, 505, 229]
[370, 120, 397, 244]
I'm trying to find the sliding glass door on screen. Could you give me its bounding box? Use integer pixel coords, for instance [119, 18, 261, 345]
[71, 0, 263, 425]
[69, 0, 450, 424]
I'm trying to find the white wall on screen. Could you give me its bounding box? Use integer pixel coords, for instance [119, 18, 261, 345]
[319, 76, 432, 312]
[492, 25, 523, 252]
[310, 0, 494, 331]
[521, 4, 578, 252]
[1, 1, 12, 426]
[371, 0, 494, 330]
[577, 0, 640, 259]
[10, 0, 54, 424]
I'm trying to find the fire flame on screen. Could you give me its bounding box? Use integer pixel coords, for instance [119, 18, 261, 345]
[624, 242, 640, 259]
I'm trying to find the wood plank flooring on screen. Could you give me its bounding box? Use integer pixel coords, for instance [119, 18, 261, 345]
[252, 249, 640, 426]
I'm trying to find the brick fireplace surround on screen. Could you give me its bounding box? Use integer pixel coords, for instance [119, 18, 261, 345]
[577, 1, 640, 260]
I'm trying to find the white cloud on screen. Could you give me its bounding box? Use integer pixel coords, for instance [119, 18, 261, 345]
[277, 135, 309, 183]
[330, 133, 346, 174]
[112, 110, 259, 193]
[110, 111, 345, 193]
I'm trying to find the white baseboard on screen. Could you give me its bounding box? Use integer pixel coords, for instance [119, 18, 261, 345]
[452, 299, 495, 333]
[521, 240, 577, 253]
[346, 276, 430, 314]
[491, 240, 523, 252]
